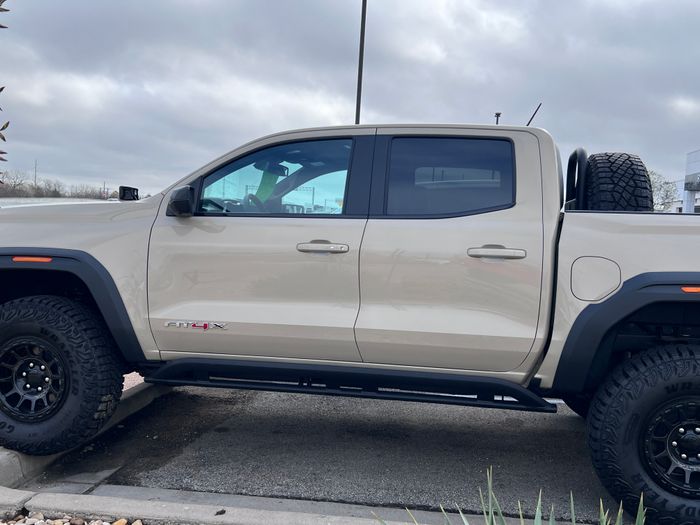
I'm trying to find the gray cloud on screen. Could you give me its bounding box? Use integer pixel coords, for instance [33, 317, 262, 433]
[2, 0, 699, 193]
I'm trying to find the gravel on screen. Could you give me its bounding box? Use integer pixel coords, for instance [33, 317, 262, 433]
[0, 513, 143, 525]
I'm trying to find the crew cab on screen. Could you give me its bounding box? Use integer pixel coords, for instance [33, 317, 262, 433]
[0, 124, 698, 524]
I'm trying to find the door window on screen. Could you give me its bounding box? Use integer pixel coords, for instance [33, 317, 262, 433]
[385, 137, 515, 216]
[199, 139, 352, 215]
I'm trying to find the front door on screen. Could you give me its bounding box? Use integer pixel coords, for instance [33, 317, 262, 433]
[355, 129, 544, 372]
[148, 132, 374, 362]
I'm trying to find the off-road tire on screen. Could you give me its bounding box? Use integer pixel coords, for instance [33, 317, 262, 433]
[0, 295, 124, 455]
[589, 345, 700, 525]
[585, 152, 654, 211]
[562, 393, 591, 419]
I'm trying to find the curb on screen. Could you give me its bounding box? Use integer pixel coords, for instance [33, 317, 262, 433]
[0, 383, 172, 489]
[0, 488, 566, 525]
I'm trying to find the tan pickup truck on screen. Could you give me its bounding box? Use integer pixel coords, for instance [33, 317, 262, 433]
[0, 124, 698, 524]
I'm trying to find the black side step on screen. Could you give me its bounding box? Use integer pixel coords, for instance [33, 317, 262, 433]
[145, 358, 556, 413]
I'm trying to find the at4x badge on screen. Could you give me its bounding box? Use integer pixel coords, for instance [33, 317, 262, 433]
[164, 321, 227, 331]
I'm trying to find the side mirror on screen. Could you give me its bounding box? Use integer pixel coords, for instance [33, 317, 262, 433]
[119, 186, 139, 201]
[166, 186, 195, 217]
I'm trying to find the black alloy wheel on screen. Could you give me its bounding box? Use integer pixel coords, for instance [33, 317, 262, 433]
[0, 337, 69, 422]
[642, 397, 700, 498]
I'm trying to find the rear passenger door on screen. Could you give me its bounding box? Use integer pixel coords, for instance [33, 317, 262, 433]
[355, 128, 544, 372]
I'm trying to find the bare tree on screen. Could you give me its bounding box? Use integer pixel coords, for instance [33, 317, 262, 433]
[0, 170, 28, 197]
[41, 178, 66, 197]
[3, 170, 27, 191]
[649, 170, 679, 212]
[69, 184, 104, 199]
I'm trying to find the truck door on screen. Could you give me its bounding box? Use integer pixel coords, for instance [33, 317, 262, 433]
[355, 128, 544, 372]
[148, 131, 374, 362]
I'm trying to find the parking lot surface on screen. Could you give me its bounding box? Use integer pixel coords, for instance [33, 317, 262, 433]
[25, 387, 616, 522]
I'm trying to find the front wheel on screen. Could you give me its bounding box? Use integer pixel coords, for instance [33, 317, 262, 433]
[0, 295, 124, 455]
[588, 345, 700, 525]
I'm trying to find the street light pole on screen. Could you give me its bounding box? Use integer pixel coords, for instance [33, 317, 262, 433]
[354, 0, 368, 125]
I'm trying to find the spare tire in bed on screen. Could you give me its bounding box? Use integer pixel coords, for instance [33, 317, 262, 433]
[584, 152, 653, 211]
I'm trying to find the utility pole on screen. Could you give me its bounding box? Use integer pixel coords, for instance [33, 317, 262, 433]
[34, 159, 37, 188]
[494, 112, 501, 125]
[354, 0, 368, 125]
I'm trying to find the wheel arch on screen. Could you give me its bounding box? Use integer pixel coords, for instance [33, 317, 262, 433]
[0, 248, 146, 365]
[553, 272, 700, 394]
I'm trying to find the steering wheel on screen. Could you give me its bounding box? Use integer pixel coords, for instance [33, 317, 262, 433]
[244, 193, 267, 212]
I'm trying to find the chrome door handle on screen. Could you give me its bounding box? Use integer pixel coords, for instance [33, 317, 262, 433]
[297, 242, 350, 254]
[467, 246, 527, 260]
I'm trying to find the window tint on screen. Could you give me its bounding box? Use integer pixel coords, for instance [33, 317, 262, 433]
[386, 138, 514, 216]
[199, 139, 352, 215]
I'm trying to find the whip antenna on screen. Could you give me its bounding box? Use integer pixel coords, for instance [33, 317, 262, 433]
[526, 102, 542, 126]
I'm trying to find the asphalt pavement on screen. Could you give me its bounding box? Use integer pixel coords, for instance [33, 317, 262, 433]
[23, 387, 617, 523]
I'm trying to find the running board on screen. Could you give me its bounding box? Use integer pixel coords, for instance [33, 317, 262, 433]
[144, 358, 557, 413]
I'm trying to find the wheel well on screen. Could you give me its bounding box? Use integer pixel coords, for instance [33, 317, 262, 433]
[0, 269, 98, 309]
[585, 301, 700, 392]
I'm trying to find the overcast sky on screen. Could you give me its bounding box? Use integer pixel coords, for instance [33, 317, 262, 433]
[2, 0, 699, 193]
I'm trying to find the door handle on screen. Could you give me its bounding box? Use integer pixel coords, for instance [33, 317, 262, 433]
[297, 242, 350, 254]
[467, 246, 527, 260]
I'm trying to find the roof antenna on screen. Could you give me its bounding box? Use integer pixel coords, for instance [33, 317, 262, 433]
[494, 112, 501, 125]
[526, 102, 542, 126]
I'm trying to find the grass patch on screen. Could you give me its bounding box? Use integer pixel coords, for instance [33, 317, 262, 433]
[374, 468, 645, 524]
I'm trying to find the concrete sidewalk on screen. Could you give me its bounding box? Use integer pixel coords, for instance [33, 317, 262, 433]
[1, 485, 569, 525]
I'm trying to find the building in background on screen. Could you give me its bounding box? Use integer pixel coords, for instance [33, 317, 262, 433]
[668, 149, 700, 213]
[682, 149, 700, 213]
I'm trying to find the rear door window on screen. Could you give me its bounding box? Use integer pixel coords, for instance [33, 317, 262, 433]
[385, 137, 515, 217]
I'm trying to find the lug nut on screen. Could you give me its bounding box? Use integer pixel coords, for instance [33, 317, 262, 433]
[24, 384, 30, 389]
[682, 454, 688, 460]
[40, 365, 45, 371]
[21, 372, 27, 377]
[680, 428, 686, 434]
[28, 362, 34, 368]
[672, 441, 678, 447]
[695, 428, 700, 434]
[37, 386, 42, 392]
[44, 377, 50, 383]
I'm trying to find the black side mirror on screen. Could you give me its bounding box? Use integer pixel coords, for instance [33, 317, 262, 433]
[119, 186, 139, 201]
[166, 186, 195, 217]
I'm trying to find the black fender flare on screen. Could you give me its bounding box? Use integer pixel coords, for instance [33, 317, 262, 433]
[0, 248, 147, 364]
[553, 272, 700, 394]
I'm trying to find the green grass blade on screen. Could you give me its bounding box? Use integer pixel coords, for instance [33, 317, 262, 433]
[534, 490, 543, 525]
[478, 487, 490, 525]
[518, 501, 525, 525]
[635, 494, 646, 525]
[549, 504, 556, 525]
[613, 501, 624, 525]
[598, 499, 609, 525]
[491, 491, 507, 525]
[405, 507, 420, 525]
[487, 467, 494, 524]
[371, 511, 390, 525]
[455, 505, 471, 525]
[440, 504, 453, 525]
[518, 500, 525, 525]
[570, 492, 576, 525]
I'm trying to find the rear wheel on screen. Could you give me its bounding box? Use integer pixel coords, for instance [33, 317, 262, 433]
[589, 345, 700, 525]
[585, 152, 654, 211]
[0, 295, 124, 455]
